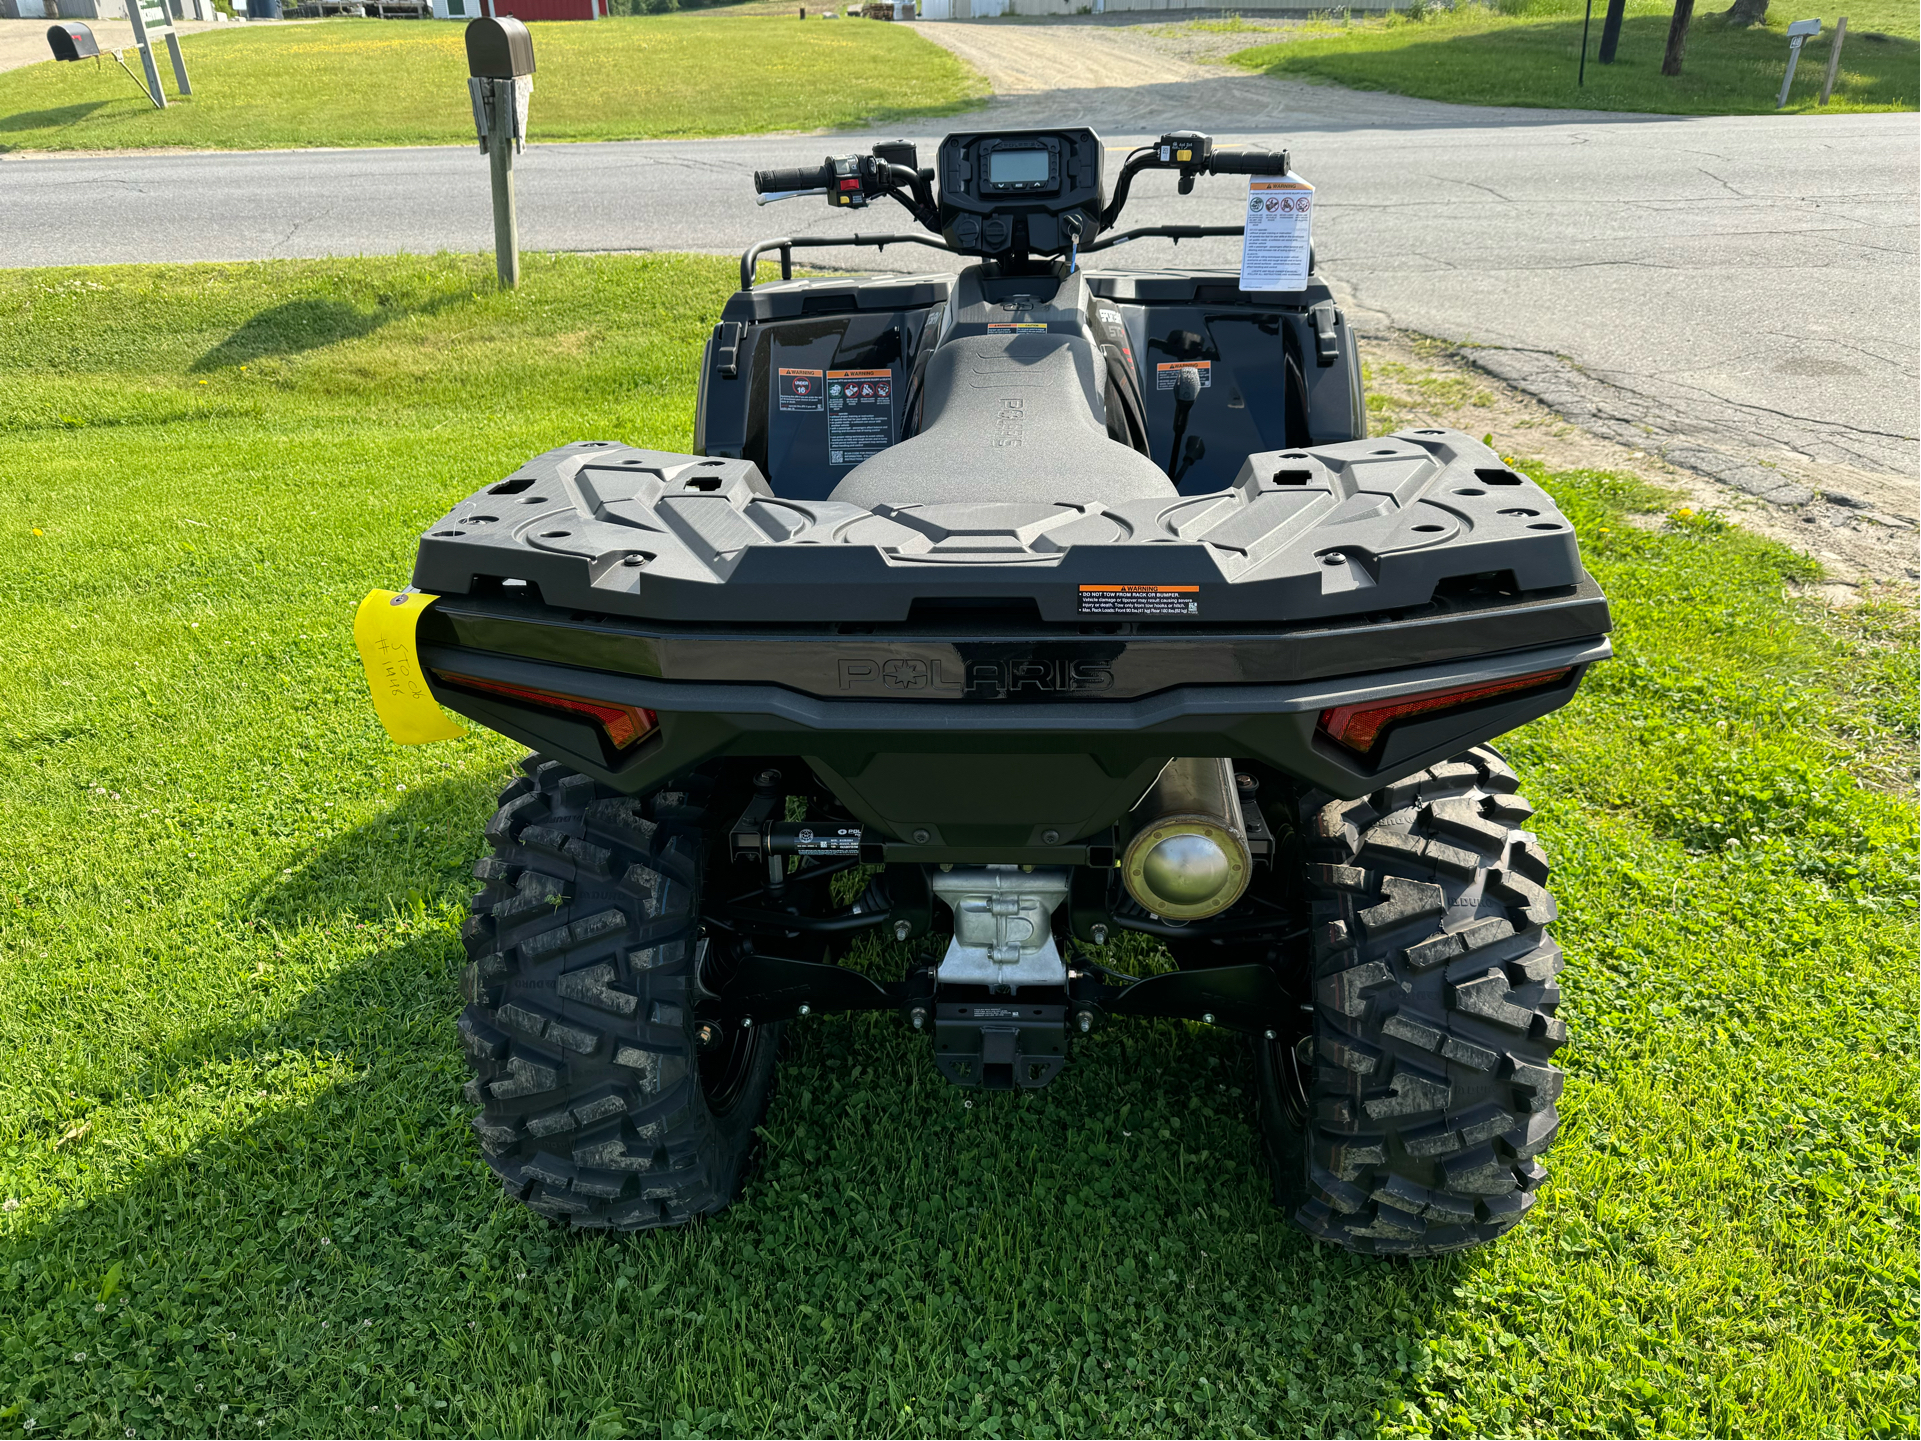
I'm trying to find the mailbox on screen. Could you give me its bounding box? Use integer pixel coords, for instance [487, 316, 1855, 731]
[465, 17, 535, 81]
[48, 23, 102, 62]
[1786, 17, 1821, 37]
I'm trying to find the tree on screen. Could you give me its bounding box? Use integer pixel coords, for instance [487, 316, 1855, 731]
[1720, 0, 1769, 26]
[1662, 0, 1696, 76]
[1598, 0, 1628, 62]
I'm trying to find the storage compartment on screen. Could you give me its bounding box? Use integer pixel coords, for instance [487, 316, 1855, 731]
[696, 269, 1366, 502]
[695, 277, 950, 502]
[1091, 271, 1367, 495]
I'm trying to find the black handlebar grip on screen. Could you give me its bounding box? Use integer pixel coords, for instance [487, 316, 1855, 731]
[753, 163, 832, 194]
[1208, 149, 1291, 176]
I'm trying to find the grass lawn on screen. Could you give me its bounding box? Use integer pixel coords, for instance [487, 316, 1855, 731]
[0, 15, 984, 154]
[1224, 2, 1919, 115]
[0, 253, 1915, 1437]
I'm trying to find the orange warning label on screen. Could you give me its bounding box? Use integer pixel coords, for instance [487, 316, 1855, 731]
[777, 367, 823, 412]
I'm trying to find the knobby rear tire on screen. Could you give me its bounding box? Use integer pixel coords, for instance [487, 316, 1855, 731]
[458, 757, 779, 1231]
[1257, 745, 1568, 1256]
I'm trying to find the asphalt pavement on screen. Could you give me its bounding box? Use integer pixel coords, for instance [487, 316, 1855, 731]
[3, 81, 1914, 496]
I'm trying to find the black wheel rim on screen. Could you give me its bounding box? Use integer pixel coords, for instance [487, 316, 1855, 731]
[694, 930, 768, 1118]
[699, 1022, 767, 1118]
[1274, 1032, 1312, 1132]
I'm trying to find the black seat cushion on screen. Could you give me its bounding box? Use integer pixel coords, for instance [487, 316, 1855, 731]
[829, 331, 1176, 508]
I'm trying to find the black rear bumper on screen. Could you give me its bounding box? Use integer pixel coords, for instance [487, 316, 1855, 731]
[420, 628, 1609, 814]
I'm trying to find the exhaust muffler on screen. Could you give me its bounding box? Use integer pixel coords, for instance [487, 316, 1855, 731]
[1119, 757, 1251, 920]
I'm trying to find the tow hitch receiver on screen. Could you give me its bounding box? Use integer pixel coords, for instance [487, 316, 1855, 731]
[935, 998, 1068, 1090]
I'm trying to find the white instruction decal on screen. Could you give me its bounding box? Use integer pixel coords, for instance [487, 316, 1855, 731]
[1155, 360, 1212, 390]
[1240, 174, 1314, 293]
[826, 368, 896, 467]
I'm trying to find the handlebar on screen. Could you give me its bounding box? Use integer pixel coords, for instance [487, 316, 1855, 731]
[747, 132, 1290, 257]
[1207, 148, 1291, 175]
[753, 156, 937, 226]
[1101, 134, 1291, 228]
[753, 163, 833, 195]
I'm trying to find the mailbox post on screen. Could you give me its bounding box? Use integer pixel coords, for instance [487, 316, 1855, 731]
[46, 23, 102, 63]
[1777, 18, 1821, 108]
[465, 18, 535, 291]
[48, 21, 156, 104]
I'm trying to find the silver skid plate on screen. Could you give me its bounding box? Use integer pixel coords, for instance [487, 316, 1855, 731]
[931, 865, 1070, 991]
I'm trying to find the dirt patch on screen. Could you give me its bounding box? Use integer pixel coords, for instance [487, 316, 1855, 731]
[1359, 332, 1919, 600]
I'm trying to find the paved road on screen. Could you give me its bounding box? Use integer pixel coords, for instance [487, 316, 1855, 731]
[3, 20, 1914, 497]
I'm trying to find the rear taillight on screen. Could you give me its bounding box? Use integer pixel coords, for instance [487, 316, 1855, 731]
[1317, 668, 1572, 756]
[434, 672, 658, 750]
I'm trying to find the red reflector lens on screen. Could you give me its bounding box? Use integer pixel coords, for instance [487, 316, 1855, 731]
[1317, 669, 1572, 756]
[435, 673, 657, 750]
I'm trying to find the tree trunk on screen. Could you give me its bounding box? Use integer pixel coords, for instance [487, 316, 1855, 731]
[1719, 0, 1769, 26]
[1662, 0, 1696, 76]
[1598, 0, 1628, 62]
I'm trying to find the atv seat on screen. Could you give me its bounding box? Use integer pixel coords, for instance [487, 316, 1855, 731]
[829, 331, 1176, 508]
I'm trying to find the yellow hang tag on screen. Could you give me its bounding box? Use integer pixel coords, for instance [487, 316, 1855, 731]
[354, 590, 465, 745]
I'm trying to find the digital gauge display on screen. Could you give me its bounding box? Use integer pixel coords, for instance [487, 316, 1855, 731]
[987, 148, 1050, 185]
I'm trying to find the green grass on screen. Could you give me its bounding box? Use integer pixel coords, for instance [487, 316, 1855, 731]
[0, 254, 1916, 1438]
[1227, 3, 1919, 114]
[0, 16, 985, 153]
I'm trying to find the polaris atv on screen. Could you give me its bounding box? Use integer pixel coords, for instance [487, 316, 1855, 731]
[368, 128, 1611, 1256]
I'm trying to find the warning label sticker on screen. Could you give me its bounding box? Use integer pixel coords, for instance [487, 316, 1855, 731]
[987, 322, 1050, 332]
[827, 367, 896, 468]
[1078, 584, 1200, 617]
[1155, 360, 1212, 390]
[1240, 175, 1314, 293]
[777, 367, 824, 413]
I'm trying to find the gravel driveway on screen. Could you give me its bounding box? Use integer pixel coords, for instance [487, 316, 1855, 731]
[906, 16, 1647, 132]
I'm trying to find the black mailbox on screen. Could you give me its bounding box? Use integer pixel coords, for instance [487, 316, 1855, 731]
[48, 23, 102, 63]
[465, 17, 535, 80]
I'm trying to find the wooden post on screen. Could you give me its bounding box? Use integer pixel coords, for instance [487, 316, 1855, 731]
[1597, 0, 1627, 63]
[488, 79, 520, 290]
[1819, 16, 1848, 105]
[1580, 0, 1593, 86]
[1661, 0, 1694, 77]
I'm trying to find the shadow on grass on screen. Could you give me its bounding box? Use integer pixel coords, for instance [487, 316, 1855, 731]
[0, 101, 113, 140]
[2, 784, 1468, 1435]
[189, 294, 460, 372]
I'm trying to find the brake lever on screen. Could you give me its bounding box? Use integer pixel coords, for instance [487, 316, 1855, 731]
[755, 189, 829, 206]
